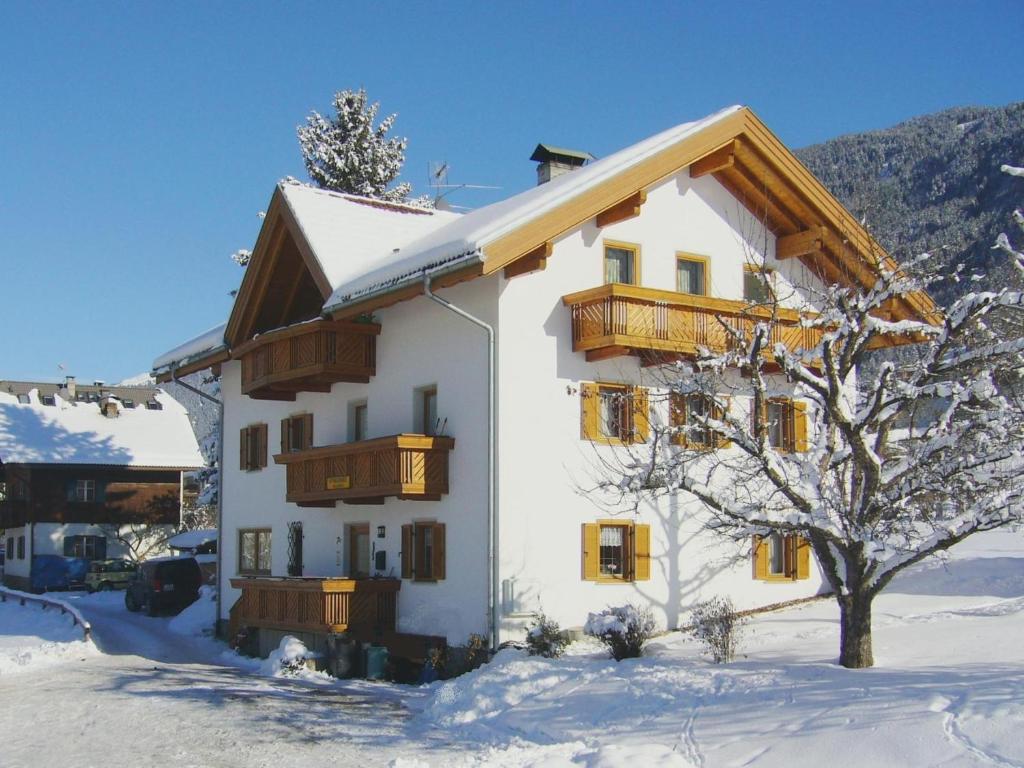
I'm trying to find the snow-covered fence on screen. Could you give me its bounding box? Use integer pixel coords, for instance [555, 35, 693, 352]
[0, 587, 92, 641]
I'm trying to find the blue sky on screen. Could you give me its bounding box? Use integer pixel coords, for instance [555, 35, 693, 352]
[1, 1, 1020, 383]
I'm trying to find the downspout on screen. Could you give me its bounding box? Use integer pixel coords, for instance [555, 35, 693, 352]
[169, 364, 224, 635]
[421, 271, 499, 652]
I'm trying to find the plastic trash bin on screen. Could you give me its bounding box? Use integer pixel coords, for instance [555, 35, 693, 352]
[365, 644, 388, 680]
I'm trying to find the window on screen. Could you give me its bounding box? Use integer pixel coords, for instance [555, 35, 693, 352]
[743, 265, 773, 304]
[145, 399, 163, 410]
[753, 533, 811, 580]
[580, 383, 649, 445]
[287, 522, 303, 577]
[75, 479, 95, 503]
[676, 254, 707, 295]
[17, 536, 25, 560]
[670, 393, 729, 449]
[5, 537, 12, 558]
[350, 401, 368, 442]
[64, 535, 107, 560]
[582, 521, 651, 582]
[16, 393, 29, 404]
[280, 414, 313, 453]
[0, 483, 5, 502]
[603, 241, 639, 285]
[415, 386, 439, 436]
[401, 521, 446, 581]
[239, 424, 268, 471]
[751, 397, 808, 453]
[238, 528, 272, 575]
[122, 399, 136, 409]
[40, 394, 56, 406]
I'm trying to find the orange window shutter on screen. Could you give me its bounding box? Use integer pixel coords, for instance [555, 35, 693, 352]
[796, 535, 811, 579]
[257, 424, 268, 468]
[581, 383, 599, 440]
[582, 523, 600, 580]
[634, 524, 651, 581]
[793, 401, 809, 452]
[669, 393, 685, 446]
[632, 386, 650, 443]
[239, 427, 248, 470]
[280, 418, 291, 454]
[784, 534, 796, 577]
[753, 535, 769, 580]
[400, 524, 413, 579]
[432, 523, 446, 580]
[302, 413, 314, 449]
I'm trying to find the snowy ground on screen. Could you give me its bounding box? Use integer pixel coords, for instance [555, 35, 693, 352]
[1, 530, 1023, 767]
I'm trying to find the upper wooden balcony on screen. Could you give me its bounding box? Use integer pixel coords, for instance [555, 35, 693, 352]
[227, 576, 399, 637]
[562, 283, 822, 364]
[274, 433, 455, 506]
[235, 319, 380, 401]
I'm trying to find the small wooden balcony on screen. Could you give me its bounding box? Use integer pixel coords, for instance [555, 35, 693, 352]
[274, 434, 455, 506]
[562, 283, 822, 363]
[235, 319, 380, 401]
[228, 576, 399, 636]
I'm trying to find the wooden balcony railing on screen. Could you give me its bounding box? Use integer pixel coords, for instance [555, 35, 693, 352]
[227, 576, 399, 636]
[235, 319, 380, 401]
[562, 283, 822, 363]
[274, 434, 455, 506]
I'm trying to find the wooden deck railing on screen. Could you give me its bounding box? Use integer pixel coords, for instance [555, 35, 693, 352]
[235, 319, 380, 400]
[227, 577, 399, 636]
[274, 434, 455, 506]
[562, 283, 822, 362]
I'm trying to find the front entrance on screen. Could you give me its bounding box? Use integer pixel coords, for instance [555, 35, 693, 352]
[348, 524, 370, 578]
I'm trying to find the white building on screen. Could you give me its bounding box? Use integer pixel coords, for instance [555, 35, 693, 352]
[154, 106, 936, 657]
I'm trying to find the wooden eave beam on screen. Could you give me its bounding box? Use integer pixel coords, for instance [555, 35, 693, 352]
[689, 141, 737, 179]
[595, 191, 647, 228]
[504, 242, 552, 279]
[777, 227, 829, 260]
[714, 167, 802, 235]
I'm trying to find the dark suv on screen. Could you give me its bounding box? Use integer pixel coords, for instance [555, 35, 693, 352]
[125, 557, 202, 616]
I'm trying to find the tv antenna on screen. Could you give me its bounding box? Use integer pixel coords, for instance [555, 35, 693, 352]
[428, 161, 500, 211]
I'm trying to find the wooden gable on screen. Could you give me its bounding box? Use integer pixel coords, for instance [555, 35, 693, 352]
[224, 188, 334, 348]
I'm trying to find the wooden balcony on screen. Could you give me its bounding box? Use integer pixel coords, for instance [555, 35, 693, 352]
[562, 283, 822, 363]
[227, 576, 399, 636]
[235, 319, 380, 401]
[274, 434, 455, 506]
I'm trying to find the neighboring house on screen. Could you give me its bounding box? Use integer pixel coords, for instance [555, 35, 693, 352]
[153, 106, 936, 658]
[0, 377, 204, 591]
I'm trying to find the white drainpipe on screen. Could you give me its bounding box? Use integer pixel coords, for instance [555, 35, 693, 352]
[421, 271, 499, 651]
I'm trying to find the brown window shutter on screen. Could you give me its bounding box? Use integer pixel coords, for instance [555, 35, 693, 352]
[582, 523, 600, 580]
[796, 535, 811, 579]
[257, 424, 268, 468]
[239, 427, 249, 470]
[793, 401, 809, 452]
[634, 524, 651, 581]
[669, 393, 685, 446]
[401, 524, 413, 579]
[432, 523, 446, 580]
[783, 534, 797, 577]
[280, 418, 291, 454]
[631, 387, 649, 443]
[302, 413, 314, 449]
[580, 383, 599, 440]
[752, 535, 769, 580]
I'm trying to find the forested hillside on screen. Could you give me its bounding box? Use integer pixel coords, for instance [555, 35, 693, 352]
[796, 102, 1023, 304]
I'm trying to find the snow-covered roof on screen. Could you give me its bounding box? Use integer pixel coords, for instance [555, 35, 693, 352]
[324, 105, 743, 311]
[279, 184, 462, 295]
[0, 389, 204, 469]
[152, 323, 227, 373]
[168, 529, 217, 550]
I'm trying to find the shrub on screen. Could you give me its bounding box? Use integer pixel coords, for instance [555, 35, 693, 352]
[584, 603, 656, 660]
[525, 613, 570, 658]
[690, 596, 746, 663]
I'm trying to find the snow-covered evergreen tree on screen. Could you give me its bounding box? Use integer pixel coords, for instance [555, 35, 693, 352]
[297, 89, 413, 202]
[600, 170, 1024, 668]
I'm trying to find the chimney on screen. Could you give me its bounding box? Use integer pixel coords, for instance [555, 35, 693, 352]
[530, 144, 592, 185]
[100, 395, 120, 419]
[64, 375, 76, 399]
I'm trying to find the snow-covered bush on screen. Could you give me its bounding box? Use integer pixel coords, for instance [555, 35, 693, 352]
[584, 604, 656, 660]
[690, 596, 746, 663]
[260, 635, 319, 677]
[525, 613, 569, 658]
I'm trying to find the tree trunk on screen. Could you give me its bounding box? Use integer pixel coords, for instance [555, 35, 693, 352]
[838, 590, 874, 668]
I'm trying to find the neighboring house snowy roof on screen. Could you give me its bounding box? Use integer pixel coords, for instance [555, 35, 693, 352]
[324, 105, 742, 311]
[168, 529, 217, 550]
[152, 323, 228, 374]
[0, 388, 204, 469]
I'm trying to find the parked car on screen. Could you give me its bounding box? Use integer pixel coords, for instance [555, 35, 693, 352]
[124, 557, 202, 616]
[85, 559, 138, 592]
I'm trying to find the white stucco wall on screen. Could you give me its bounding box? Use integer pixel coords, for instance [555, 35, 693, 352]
[3, 525, 31, 579]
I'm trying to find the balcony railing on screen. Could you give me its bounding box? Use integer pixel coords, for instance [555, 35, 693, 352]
[274, 434, 455, 506]
[227, 576, 399, 636]
[562, 283, 821, 363]
[235, 319, 380, 400]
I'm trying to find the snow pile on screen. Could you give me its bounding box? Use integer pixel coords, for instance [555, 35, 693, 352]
[167, 585, 216, 637]
[0, 597, 95, 675]
[259, 635, 323, 678]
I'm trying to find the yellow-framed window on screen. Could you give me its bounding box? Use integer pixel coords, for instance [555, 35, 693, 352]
[752, 533, 811, 580]
[676, 253, 709, 295]
[580, 382, 650, 445]
[670, 392, 730, 449]
[750, 397, 808, 452]
[743, 264, 774, 304]
[582, 521, 651, 582]
[604, 240, 640, 285]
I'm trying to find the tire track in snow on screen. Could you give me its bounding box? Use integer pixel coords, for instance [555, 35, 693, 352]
[936, 695, 1022, 768]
